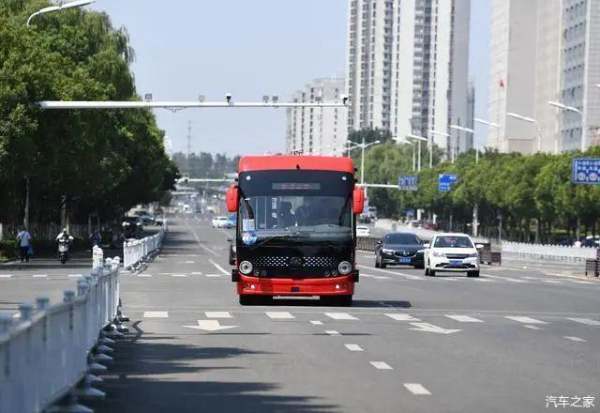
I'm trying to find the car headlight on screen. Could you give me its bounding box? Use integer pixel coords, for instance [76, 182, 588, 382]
[381, 248, 395, 254]
[432, 250, 446, 257]
[338, 261, 352, 275]
[239, 261, 253, 275]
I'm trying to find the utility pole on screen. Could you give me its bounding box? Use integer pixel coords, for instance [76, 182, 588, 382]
[187, 121, 192, 175]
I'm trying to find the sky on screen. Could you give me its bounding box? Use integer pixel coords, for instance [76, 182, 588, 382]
[90, 0, 491, 156]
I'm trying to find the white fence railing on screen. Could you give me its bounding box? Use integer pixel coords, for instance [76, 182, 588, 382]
[375, 219, 598, 263]
[123, 225, 166, 269]
[0, 255, 123, 413]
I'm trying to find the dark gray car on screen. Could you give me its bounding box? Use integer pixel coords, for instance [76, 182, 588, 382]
[375, 232, 425, 269]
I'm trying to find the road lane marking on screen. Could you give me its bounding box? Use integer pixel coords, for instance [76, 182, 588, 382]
[325, 312, 358, 320]
[170, 274, 188, 277]
[184, 260, 196, 264]
[192, 232, 219, 256]
[143, 311, 168, 318]
[564, 336, 586, 343]
[325, 330, 341, 336]
[266, 312, 295, 320]
[473, 278, 495, 283]
[370, 361, 393, 370]
[404, 383, 431, 395]
[568, 280, 594, 285]
[209, 259, 230, 275]
[385, 313, 420, 322]
[358, 265, 422, 280]
[445, 315, 483, 323]
[567, 317, 600, 326]
[205, 274, 223, 278]
[191, 272, 203, 275]
[32, 274, 48, 278]
[205, 311, 232, 319]
[505, 316, 547, 324]
[310, 320, 323, 325]
[483, 274, 528, 283]
[137, 273, 153, 277]
[524, 325, 541, 330]
[345, 344, 364, 352]
[541, 279, 562, 284]
[0, 274, 13, 278]
[409, 322, 461, 334]
[184, 320, 237, 332]
[68, 274, 83, 278]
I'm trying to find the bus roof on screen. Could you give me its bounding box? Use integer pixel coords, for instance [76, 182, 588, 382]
[238, 155, 355, 174]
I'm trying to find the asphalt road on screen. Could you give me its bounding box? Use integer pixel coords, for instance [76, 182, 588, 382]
[79, 216, 600, 413]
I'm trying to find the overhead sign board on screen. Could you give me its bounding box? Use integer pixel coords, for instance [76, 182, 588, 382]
[398, 175, 418, 191]
[438, 174, 458, 193]
[572, 158, 600, 185]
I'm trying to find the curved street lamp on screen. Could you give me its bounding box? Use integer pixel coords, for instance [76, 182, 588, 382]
[27, 0, 96, 27]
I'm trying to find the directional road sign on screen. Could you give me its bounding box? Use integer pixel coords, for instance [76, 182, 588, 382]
[438, 173, 458, 192]
[398, 175, 418, 191]
[572, 158, 600, 185]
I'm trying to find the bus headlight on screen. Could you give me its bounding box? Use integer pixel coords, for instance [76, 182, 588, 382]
[338, 261, 352, 275]
[239, 261, 253, 275]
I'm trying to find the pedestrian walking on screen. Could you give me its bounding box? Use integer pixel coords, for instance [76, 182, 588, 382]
[16, 227, 32, 263]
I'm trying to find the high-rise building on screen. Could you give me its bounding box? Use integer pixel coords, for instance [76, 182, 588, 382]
[286, 77, 348, 155]
[488, 0, 600, 154]
[346, 0, 472, 154]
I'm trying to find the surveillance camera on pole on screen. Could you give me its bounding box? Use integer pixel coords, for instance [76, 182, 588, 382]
[225, 93, 232, 105]
[341, 95, 349, 106]
[198, 95, 205, 103]
[271, 95, 279, 104]
[262, 95, 270, 104]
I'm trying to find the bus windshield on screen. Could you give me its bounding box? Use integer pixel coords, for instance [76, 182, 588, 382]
[237, 170, 354, 244]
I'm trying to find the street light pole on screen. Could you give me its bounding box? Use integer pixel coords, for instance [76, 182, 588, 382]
[548, 100, 583, 153]
[27, 0, 96, 26]
[507, 112, 541, 152]
[361, 137, 365, 185]
[429, 130, 450, 164]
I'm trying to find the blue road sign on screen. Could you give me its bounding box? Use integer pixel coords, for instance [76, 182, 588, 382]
[572, 158, 600, 185]
[398, 175, 418, 191]
[438, 173, 458, 192]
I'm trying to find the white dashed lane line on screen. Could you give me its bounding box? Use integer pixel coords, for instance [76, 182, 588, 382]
[370, 361, 393, 370]
[143, 311, 169, 318]
[310, 320, 323, 325]
[404, 383, 432, 395]
[137, 273, 152, 277]
[0, 274, 14, 278]
[32, 274, 48, 278]
[209, 259, 230, 275]
[325, 330, 341, 336]
[68, 274, 83, 278]
[191, 272, 203, 275]
[325, 312, 358, 321]
[567, 317, 600, 326]
[505, 316, 547, 325]
[170, 274, 188, 277]
[445, 315, 484, 323]
[385, 313, 421, 321]
[205, 274, 223, 278]
[564, 336, 586, 343]
[266, 312, 295, 320]
[344, 344, 364, 352]
[206, 312, 232, 319]
[524, 325, 542, 330]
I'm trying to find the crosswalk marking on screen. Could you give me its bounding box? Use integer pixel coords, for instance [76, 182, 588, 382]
[191, 272, 203, 275]
[32, 274, 48, 278]
[385, 313, 420, 322]
[345, 344, 364, 352]
[567, 317, 600, 326]
[370, 361, 393, 370]
[524, 325, 542, 330]
[505, 316, 547, 324]
[184, 261, 196, 264]
[0, 274, 13, 278]
[325, 330, 341, 336]
[445, 315, 483, 323]
[143, 311, 168, 318]
[206, 311, 232, 319]
[310, 320, 323, 325]
[68, 274, 83, 278]
[542, 280, 562, 284]
[404, 383, 431, 395]
[564, 336, 586, 343]
[137, 273, 153, 277]
[325, 312, 358, 320]
[266, 312, 295, 320]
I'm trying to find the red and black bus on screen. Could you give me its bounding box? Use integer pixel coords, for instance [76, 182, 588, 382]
[226, 155, 365, 306]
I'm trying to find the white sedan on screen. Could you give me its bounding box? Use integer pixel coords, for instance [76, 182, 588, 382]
[424, 233, 480, 277]
[356, 225, 371, 237]
[212, 216, 233, 229]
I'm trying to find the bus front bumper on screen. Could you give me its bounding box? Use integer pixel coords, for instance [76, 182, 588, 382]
[236, 274, 357, 296]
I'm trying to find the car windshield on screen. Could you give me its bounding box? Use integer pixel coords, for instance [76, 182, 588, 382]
[434, 236, 473, 248]
[384, 233, 420, 244]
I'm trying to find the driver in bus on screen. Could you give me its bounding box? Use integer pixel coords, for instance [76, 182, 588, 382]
[277, 201, 295, 229]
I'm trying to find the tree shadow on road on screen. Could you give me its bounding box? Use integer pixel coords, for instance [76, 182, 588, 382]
[89, 330, 341, 413]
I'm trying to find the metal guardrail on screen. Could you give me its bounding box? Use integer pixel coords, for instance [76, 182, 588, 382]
[502, 242, 597, 263]
[123, 224, 166, 270]
[0, 254, 127, 413]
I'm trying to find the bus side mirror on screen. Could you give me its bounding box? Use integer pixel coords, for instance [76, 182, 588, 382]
[226, 185, 239, 213]
[352, 187, 365, 215]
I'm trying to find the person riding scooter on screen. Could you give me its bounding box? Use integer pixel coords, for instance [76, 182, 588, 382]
[56, 228, 74, 264]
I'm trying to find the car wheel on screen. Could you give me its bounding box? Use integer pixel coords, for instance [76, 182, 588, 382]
[429, 270, 436, 277]
[380, 261, 387, 269]
[414, 262, 424, 269]
[467, 271, 480, 278]
[424, 266, 430, 276]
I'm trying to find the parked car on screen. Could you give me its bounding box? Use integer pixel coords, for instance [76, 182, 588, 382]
[424, 233, 481, 277]
[375, 232, 425, 269]
[356, 225, 371, 237]
[212, 216, 233, 229]
[121, 216, 143, 238]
